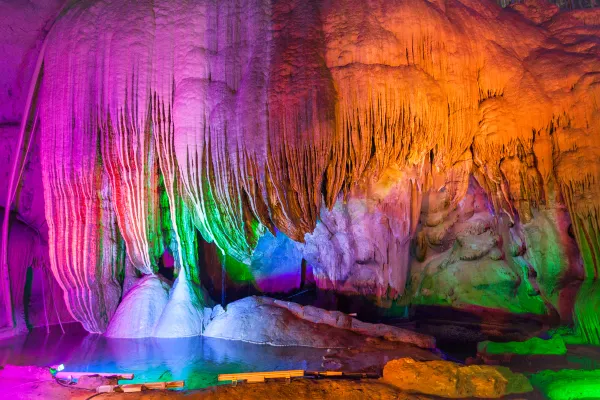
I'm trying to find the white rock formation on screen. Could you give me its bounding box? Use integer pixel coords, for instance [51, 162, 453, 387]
[105, 275, 170, 338]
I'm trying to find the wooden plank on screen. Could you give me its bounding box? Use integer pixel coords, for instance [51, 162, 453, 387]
[119, 384, 144, 393]
[320, 371, 343, 376]
[96, 385, 116, 393]
[143, 380, 185, 390]
[305, 371, 380, 379]
[96, 380, 184, 393]
[217, 369, 379, 384]
[218, 370, 304, 382]
[55, 371, 134, 380]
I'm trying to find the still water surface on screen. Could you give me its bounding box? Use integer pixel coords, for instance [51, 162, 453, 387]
[0, 323, 332, 388]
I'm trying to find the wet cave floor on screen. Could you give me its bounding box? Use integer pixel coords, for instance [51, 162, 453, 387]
[0, 320, 599, 399]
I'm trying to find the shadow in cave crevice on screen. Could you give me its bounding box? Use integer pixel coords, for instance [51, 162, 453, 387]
[195, 235, 400, 322]
[156, 249, 175, 282]
[23, 266, 33, 330]
[197, 238, 261, 306]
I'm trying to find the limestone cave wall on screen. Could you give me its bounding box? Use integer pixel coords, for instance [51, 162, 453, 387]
[1, 0, 599, 341]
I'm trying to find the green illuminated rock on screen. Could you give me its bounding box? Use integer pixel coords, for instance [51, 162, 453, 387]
[530, 369, 600, 400]
[477, 336, 567, 356]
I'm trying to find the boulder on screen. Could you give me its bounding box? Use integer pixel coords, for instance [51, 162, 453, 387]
[204, 296, 435, 349]
[203, 297, 365, 348]
[382, 357, 533, 398]
[275, 300, 435, 349]
[271, 299, 435, 349]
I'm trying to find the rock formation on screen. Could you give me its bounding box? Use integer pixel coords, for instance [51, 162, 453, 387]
[383, 357, 533, 398]
[203, 296, 435, 348]
[0, 0, 599, 341]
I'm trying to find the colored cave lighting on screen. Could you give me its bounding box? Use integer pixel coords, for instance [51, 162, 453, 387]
[49, 364, 64, 375]
[0, 0, 595, 344]
[530, 370, 600, 400]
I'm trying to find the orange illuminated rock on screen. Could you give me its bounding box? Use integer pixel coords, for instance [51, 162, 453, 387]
[382, 357, 533, 398]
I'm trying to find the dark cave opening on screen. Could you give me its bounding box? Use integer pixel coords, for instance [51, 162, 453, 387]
[157, 250, 175, 282]
[23, 266, 33, 329]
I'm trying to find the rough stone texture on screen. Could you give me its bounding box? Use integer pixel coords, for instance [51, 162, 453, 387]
[383, 358, 533, 398]
[0, 44, 71, 330]
[0, 0, 72, 334]
[0, 0, 65, 124]
[203, 296, 365, 347]
[302, 172, 418, 302]
[203, 296, 434, 348]
[0, 126, 46, 240]
[0, 209, 71, 334]
[409, 181, 549, 315]
[269, 298, 435, 349]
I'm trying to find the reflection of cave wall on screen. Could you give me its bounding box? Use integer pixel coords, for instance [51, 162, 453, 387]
[2, 0, 600, 337]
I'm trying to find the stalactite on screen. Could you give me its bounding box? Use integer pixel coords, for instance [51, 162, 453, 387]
[168, 0, 262, 263]
[30, 0, 600, 334]
[39, 0, 128, 332]
[574, 280, 600, 345]
[552, 86, 600, 343]
[101, 98, 163, 276]
[96, 1, 165, 276]
[323, 0, 481, 204]
[153, 92, 197, 278]
[553, 123, 600, 281]
[557, 167, 600, 344]
[263, 0, 335, 241]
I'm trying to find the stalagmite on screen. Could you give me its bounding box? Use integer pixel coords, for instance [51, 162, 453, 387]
[105, 275, 169, 338]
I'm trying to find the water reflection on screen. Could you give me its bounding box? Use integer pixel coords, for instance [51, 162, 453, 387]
[0, 324, 328, 389]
